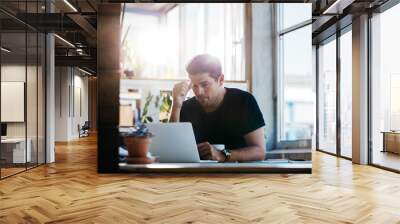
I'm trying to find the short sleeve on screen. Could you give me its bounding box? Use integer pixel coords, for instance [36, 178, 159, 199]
[180, 102, 189, 122]
[240, 94, 265, 135]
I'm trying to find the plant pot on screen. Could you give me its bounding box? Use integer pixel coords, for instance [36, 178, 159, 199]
[124, 135, 152, 158]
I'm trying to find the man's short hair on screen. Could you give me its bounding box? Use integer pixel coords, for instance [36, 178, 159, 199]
[186, 54, 222, 80]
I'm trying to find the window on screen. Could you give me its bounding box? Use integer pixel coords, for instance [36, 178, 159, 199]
[340, 29, 352, 158]
[165, 6, 180, 78]
[122, 4, 245, 81]
[281, 4, 310, 30]
[371, 3, 400, 171]
[318, 38, 337, 154]
[315, 25, 352, 159]
[0, 1, 46, 179]
[277, 4, 314, 141]
[172, 3, 245, 81]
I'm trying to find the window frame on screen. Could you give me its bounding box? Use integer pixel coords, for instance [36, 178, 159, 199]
[314, 0, 400, 173]
[315, 24, 353, 160]
[338, 25, 353, 159]
[368, 0, 400, 173]
[276, 3, 313, 143]
[0, 1, 47, 179]
[126, 3, 247, 82]
[316, 34, 338, 155]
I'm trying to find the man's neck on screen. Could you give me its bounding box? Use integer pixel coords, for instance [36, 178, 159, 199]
[203, 87, 227, 113]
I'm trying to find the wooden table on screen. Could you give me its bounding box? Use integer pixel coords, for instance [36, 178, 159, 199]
[119, 160, 312, 173]
[1, 138, 31, 164]
[381, 131, 400, 154]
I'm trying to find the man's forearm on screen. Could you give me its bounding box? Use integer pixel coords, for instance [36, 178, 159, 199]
[169, 103, 181, 122]
[227, 146, 266, 162]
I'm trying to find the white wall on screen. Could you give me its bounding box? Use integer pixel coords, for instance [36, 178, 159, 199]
[1, 66, 26, 130]
[55, 67, 89, 141]
[1, 64, 46, 163]
[1, 65, 42, 137]
[55, 67, 69, 141]
[71, 73, 89, 138]
[1, 65, 27, 140]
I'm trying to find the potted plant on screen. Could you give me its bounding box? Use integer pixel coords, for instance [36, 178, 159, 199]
[139, 93, 154, 123]
[159, 91, 173, 123]
[123, 123, 155, 164]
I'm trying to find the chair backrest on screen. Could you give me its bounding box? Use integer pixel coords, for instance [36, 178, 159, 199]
[82, 121, 90, 129]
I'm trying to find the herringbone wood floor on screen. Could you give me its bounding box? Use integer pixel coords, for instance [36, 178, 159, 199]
[1, 134, 400, 224]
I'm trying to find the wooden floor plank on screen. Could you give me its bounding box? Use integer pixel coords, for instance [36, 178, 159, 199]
[0, 134, 400, 223]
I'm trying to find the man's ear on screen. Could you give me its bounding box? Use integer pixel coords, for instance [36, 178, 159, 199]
[218, 74, 224, 86]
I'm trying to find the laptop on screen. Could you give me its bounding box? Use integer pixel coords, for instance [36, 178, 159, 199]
[146, 122, 216, 163]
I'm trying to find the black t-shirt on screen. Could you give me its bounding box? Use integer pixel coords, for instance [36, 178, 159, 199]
[180, 88, 265, 149]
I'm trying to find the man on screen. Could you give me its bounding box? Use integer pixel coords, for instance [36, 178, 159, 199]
[170, 54, 266, 162]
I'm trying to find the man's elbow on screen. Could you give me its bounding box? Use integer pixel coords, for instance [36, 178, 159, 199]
[256, 145, 266, 161]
